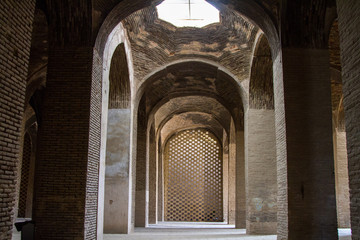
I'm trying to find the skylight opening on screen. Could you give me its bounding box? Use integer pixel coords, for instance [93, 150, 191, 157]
[156, 0, 220, 28]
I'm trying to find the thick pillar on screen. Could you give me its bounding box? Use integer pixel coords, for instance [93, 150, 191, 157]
[246, 109, 277, 234]
[33, 46, 99, 239]
[276, 48, 338, 239]
[0, 1, 35, 239]
[104, 109, 131, 233]
[336, 1, 360, 238]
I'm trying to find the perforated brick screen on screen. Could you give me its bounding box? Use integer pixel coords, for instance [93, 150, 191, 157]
[164, 129, 223, 222]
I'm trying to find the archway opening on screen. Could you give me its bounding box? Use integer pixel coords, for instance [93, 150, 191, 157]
[247, 33, 277, 235]
[134, 61, 245, 230]
[104, 43, 132, 233]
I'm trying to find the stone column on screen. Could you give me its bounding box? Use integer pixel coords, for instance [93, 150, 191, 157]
[245, 109, 277, 234]
[275, 48, 338, 239]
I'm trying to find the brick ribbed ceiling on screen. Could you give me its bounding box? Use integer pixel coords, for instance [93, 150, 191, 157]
[122, 5, 259, 84]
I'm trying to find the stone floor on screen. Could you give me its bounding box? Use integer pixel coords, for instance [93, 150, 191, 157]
[103, 227, 352, 240]
[12, 224, 352, 240]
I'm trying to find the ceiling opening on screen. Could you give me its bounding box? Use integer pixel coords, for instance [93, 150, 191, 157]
[156, 0, 220, 28]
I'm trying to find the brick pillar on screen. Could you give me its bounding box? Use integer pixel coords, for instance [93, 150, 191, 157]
[222, 130, 229, 223]
[276, 48, 338, 239]
[33, 47, 98, 239]
[0, 1, 35, 239]
[135, 100, 147, 227]
[233, 120, 246, 228]
[245, 109, 277, 234]
[148, 126, 157, 224]
[336, 1, 360, 237]
[228, 124, 236, 224]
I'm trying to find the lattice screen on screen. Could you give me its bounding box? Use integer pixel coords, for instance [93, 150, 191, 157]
[164, 129, 223, 222]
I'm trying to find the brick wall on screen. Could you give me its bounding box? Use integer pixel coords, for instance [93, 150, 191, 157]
[336, 1, 360, 238]
[0, 1, 35, 239]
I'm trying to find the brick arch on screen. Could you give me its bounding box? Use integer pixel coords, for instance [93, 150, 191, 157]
[109, 43, 131, 109]
[136, 60, 246, 124]
[249, 34, 274, 110]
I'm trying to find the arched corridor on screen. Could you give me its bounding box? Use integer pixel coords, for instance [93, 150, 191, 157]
[2, 1, 360, 240]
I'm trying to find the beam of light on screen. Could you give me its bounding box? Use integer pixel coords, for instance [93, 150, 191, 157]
[156, 0, 220, 28]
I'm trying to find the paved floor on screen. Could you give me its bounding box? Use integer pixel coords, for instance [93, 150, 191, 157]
[12, 225, 352, 240]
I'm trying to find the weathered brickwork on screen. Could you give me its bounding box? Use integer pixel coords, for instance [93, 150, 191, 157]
[0, 1, 35, 239]
[33, 47, 94, 239]
[249, 35, 274, 110]
[337, 1, 360, 238]
[246, 109, 277, 234]
[122, 6, 258, 86]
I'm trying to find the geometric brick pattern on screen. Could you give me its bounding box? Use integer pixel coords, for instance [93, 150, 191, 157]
[164, 129, 223, 222]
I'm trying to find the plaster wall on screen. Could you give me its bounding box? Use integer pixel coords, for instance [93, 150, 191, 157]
[333, 130, 350, 228]
[104, 109, 131, 233]
[246, 109, 277, 234]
